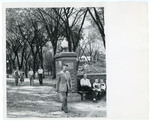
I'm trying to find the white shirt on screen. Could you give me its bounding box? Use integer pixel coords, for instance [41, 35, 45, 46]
[100, 82, 106, 90]
[38, 69, 43, 74]
[80, 78, 91, 87]
[93, 82, 101, 91]
[28, 71, 34, 76]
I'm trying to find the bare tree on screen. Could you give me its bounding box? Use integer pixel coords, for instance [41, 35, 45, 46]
[87, 7, 105, 48]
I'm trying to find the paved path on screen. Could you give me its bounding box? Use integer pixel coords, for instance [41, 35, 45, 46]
[6, 77, 106, 118]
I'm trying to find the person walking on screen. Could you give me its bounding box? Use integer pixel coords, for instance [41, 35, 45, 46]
[28, 68, 34, 86]
[38, 67, 43, 85]
[56, 65, 72, 113]
[19, 69, 24, 84]
[14, 67, 20, 86]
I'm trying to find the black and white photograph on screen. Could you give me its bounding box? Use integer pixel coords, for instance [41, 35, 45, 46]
[2, 2, 149, 120]
[5, 6, 106, 118]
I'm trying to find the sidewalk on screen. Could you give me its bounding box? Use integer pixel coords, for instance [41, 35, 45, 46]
[6, 77, 106, 118]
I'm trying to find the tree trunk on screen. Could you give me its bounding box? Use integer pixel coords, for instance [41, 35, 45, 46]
[9, 59, 13, 74]
[20, 47, 25, 69]
[52, 58, 56, 79]
[102, 35, 105, 48]
[16, 53, 21, 69]
[33, 56, 36, 78]
[39, 47, 45, 78]
[52, 42, 57, 79]
[25, 61, 28, 78]
[52, 56, 56, 79]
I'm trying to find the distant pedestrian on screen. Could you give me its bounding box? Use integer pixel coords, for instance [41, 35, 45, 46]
[38, 67, 43, 85]
[56, 65, 72, 113]
[13, 67, 20, 86]
[20, 69, 24, 84]
[28, 68, 34, 86]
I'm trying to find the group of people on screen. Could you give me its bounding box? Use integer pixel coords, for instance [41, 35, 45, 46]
[56, 65, 106, 113]
[80, 73, 106, 102]
[13, 67, 44, 86]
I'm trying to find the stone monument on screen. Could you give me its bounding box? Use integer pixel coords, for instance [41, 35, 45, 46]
[54, 38, 81, 102]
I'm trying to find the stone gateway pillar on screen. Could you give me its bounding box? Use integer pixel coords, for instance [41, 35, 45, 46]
[54, 52, 81, 102]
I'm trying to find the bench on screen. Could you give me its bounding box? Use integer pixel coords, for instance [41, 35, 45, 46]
[77, 80, 93, 100]
[78, 91, 89, 100]
[77, 78, 106, 101]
